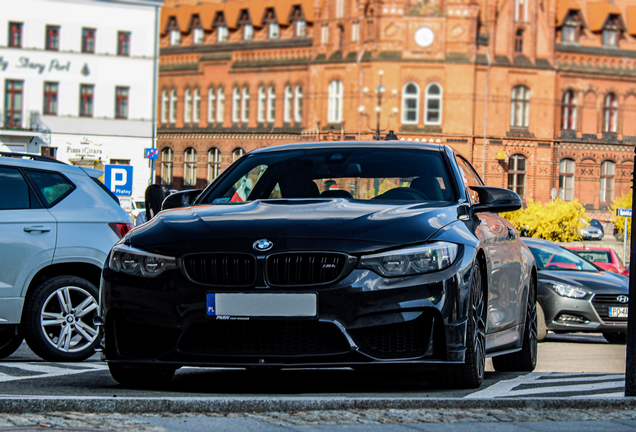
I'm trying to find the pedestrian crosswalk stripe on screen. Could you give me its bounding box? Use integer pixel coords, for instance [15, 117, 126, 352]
[466, 373, 626, 399]
[0, 362, 106, 383]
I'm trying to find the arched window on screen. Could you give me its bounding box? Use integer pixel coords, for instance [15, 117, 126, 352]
[184, 148, 197, 187]
[600, 160, 615, 203]
[184, 88, 192, 123]
[284, 85, 293, 123]
[232, 86, 240, 123]
[508, 154, 526, 199]
[160, 148, 173, 185]
[193, 88, 200, 123]
[257, 86, 266, 123]
[559, 159, 575, 201]
[207, 87, 215, 123]
[294, 85, 303, 123]
[562, 90, 577, 130]
[208, 148, 221, 183]
[603, 93, 618, 132]
[328, 80, 343, 123]
[424, 82, 442, 125]
[402, 82, 419, 124]
[267, 85, 276, 123]
[241, 86, 250, 123]
[510, 85, 530, 127]
[161, 90, 168, 124]
[169, 89, 177, 123]
[216, 87, 225, 123]
[232, 148, 245, 162]
[515, 29, 524, 53]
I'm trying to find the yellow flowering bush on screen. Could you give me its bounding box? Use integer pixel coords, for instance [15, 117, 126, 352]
[502, 199, 588, 242]
[610, 192, 632, 239]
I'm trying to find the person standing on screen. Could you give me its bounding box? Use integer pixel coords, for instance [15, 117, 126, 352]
[136, 184, 165, 226]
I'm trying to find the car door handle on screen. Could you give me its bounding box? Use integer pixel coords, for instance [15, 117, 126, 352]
[23, 226, 52, 233]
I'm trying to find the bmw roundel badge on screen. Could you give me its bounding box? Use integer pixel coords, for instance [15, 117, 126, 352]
[253, 239, 274, 252]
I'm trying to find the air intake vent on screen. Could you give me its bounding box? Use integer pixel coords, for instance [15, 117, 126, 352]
[182, 253, 256, 286]
[266, 253, 348, 286]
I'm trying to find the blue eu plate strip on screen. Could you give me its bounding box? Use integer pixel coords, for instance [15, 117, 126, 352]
[206, 293, 216, 316]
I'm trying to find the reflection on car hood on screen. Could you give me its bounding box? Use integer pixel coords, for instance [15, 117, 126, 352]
[129, 199, 459, 252]
[538, 269, 628, 294]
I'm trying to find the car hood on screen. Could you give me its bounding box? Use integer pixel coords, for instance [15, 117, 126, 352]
[129, 199, 459, 254]
[537, 269, 628, 294]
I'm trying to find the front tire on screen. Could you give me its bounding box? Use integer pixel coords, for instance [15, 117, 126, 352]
[492, 275, 538, 372]
[536, 302, 547, 342]
[428, 260, 486, 389]
[108, 363, 176, 388]
[23, 276, 100, 362]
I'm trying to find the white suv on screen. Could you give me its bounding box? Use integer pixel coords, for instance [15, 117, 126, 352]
[0, 153, 132, 361]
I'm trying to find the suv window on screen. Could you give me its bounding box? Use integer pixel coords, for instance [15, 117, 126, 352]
[455, 156, 483, 203]
[0, 167, 30, 210]
[24, 170, 74, 207]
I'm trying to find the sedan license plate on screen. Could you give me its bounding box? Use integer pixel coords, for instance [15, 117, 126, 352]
[206, 293, 317, 317]
[609, 307, 628, 318]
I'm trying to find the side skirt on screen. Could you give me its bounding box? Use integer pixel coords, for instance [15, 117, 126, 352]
[485, 324, 524, 356]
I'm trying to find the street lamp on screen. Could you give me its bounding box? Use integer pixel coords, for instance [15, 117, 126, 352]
[359, 70, 398, 140]
[374, 70, 385, 140]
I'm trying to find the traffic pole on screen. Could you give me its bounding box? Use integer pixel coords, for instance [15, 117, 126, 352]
[626, 145, 636, 396]
[625, 215, 629, 268]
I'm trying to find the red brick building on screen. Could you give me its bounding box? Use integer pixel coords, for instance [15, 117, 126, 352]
[157, 0, 636, 217]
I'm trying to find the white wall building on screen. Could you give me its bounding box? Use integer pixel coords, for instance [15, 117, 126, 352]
[0, 0, 163, 200]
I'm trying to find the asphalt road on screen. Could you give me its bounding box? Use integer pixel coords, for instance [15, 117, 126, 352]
[0, 331, 625, 399]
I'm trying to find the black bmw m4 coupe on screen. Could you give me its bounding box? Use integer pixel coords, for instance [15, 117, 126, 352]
[100, 142, 537, 389]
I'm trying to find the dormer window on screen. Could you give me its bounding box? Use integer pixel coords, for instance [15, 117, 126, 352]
[602, 16, 620, 47]
[269, 23, 280, 39]
[193, 28, 204, 44]
[288, 5, 307, 38]
[296, 20, 307, 37]
[561, 12, 580, 43]
[170, 29, 181, 46]
[243, 24, 253, 40]
[212, 12, 229, 43]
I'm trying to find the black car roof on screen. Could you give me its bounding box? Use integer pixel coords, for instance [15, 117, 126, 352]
[249, 141, 445, 154]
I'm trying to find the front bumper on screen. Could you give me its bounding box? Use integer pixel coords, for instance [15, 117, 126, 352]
[539, 285, 627, 334]
[100, 247, 475, 368]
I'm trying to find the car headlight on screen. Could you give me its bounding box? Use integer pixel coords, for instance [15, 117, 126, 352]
[548, 282, 587, 299]
[108, 245, 177, 278]
[358, 242, 458, 277]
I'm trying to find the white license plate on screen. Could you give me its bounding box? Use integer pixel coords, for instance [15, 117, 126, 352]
[206, 293, 317, 317]
[609, 307, 628, 318]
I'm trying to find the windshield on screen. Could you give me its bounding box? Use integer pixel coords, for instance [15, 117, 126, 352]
[526, 242, 598, 272]
[199, 148, 456, 205]
[570, 250, 611, 264]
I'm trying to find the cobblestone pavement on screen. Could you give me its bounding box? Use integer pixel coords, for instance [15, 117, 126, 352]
[0, 408, 636, 431]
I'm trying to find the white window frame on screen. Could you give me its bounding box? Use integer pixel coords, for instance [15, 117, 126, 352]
[232, 86, 240, 123]
[207, 87, 215, 123]
[336, 0, 344, 18]
[558, 159, 575, 201]
[241, 86, 250, 123]
[184, 147, 197, 187]
[284, 85, 293, 123]
[321, 24, 329, 45]
[232, 148, 245, 162]
[514, 0, 528, 22]
[216, 87, 225, 123]
[328, 80, 343, 123]
[562, 90, 577, 130]
[257, 86, 266, 123]
[161, 89, 168, 123]
[161, 148, 173, 185]
[352, 22, 360, 42]
[184, 88, 192, 123]
[193, 28, 204, 44]
[170, 29, 181, 46]
[294, 85, 303, 123]
[424, 82, 443, 126]
[243, 24, 253, 40]
[603, 93, 618, 133]
[600, 160, 616, 203]
[510, 85, 530, 128]
[169, 89, 177, 123]
[401, 82, 420, 125]
[208, 148, 221, 183]
[269, 23, 280, 39]
[217, 25, 228, 43]
[296, 20, 307, 37]
[193, 88, 200, 123]
[267, 85, 276, 123]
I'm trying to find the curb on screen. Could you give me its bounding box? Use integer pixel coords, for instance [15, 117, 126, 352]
[0, 396, 634, 414]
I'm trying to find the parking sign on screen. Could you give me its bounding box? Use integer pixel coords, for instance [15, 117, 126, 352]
[104, 165, 133, 196]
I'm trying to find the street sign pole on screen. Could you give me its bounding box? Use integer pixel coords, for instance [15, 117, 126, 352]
[626, 146, 636, 396]
[625, 216, 630, 270]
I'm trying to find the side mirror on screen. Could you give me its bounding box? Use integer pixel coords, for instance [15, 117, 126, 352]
[161, 189, 203, 211]
[470, 186, 522, 213]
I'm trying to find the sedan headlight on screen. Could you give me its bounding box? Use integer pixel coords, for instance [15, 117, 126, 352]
[358, 242, 458, 277]
[548, 282, 587, 299]
[108, 245, 178, 278]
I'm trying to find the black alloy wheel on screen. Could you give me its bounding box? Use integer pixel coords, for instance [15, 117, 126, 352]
[492, 275, 538, 372]
[428, 260, 486, 389]
[108, 363, 177, 388]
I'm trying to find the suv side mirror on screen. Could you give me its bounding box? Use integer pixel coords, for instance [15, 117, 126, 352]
[161, 189, 203, 211]
[470, 186, 522, 213]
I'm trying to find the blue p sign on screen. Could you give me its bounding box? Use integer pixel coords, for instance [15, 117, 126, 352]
[104, 165, 133, 196]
